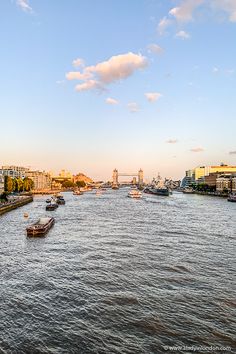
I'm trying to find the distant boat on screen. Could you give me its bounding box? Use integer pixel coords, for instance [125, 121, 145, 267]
[56, 196, 65, 205]
[183, 187, 195, 194]
[73, 190, 83, 195]
[112, 185, 119, 190]
[26, 217, 55, 237]
[46, 203, 58, 211]
[128, 189, 142, 199]
[46, 198, 51, 203]
[228, 193, 236, 202]
[143, 175, 169, 196]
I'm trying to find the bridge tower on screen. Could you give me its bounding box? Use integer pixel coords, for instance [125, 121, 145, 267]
[112, 168, 118, 185]
[138, 169, 144, 186]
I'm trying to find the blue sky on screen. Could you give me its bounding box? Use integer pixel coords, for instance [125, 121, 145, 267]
[0, 0, 236, 181]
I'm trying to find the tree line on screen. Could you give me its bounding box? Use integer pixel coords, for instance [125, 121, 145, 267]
[4, 176, 34, 193]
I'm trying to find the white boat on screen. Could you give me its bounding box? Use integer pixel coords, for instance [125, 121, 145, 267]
[228, 193, 236, 202]
[128, 189, 142, 199]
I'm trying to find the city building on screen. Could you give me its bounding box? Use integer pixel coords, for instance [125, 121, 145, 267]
[216, 174, 236, 193]
[182, 164, 236, 185]
[0, 175, 4, 193]
[0, 165, 29, 179]
[25, 170, 52, 191]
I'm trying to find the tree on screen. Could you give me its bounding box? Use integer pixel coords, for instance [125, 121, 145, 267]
[61, 180, 75, 188]
[23, 177, 34, 191]
[76, 180, 86, 188]
[4, 176, 14, 193]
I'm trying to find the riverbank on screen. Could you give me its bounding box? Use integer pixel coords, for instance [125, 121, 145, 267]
[0, 196, 33, 215]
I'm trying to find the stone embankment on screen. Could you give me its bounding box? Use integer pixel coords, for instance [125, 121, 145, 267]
[0, 196, 33, 215]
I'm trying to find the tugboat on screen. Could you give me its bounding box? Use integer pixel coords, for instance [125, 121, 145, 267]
[143, 174, 170, 196]
[26, 217, 55, 237]
[228, 193, 236, 202]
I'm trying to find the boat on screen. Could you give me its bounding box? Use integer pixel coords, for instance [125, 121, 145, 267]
[46, 198, 51, 203]
[183, 187, 195, 194]
[46, 203, 58, 211]
[26, 217, 55, 237]
[228, 193, 236, 202]
[73, 189, 83, 195]
[128, 189, 142, 198]
[56, 195, 65, 205]
[143, 175, 170, 196]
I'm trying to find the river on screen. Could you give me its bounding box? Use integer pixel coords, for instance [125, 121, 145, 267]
[0, 190, 235, 353]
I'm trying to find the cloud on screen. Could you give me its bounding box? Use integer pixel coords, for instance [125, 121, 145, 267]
[158, 17, 172, 35]
[190, 147, 204, 152]
[166, 139, 178, 144]
[147, 44, 164, 55]
[72, 58, 85, 68]
[169, 0, 204, 22]
[127, 102, 140, 113]
[176, 30, 191, 39]
[106, 97, 119, 105]
[66, 52, 148, 92]
[16, 0, 33, 13]
[211, 0, 236, 22]
[212, 66, 219, 73]
[145, 92, 162, 102]
[229, 151, 236, 155]
[66, 71, 92, 80]
[75, 80, 104, 92]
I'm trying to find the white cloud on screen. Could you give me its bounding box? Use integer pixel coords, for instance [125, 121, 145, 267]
[176, 30, 191, 39]
[147, 44, 164, 55]
[72, 58, 85, 67]
[127, 102, 140, 113]
[211, 0, 236, 22]
[169, 0, 204, 22]
[66, 71, 92, 81]
[212, 66, 219, 73]
[158, 17, 172, 35]
[106, 97, 119, 105]
[75, 80, 104, 92]
[190, 147, 204, 152]
[16, 0, 33, 13]
[86, 52, 148, 84]
[66, 52, 148, 92]
[145, 92, 162, 102]
[166, 139, 178, 144]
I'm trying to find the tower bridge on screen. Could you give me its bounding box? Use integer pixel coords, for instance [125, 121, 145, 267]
[112, 169, 144, 186]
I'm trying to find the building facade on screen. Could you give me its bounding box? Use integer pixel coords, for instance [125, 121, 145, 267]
[216, 174, 236, 193]
[0, 165, 29, 179]
[25, 170, 51, 191]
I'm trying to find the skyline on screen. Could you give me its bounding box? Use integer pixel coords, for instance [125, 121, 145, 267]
[1, 0, 236, 180]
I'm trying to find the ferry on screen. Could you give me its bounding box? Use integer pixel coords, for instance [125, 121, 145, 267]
[128, 189, 142, 199]
[26, 217, 55, 237]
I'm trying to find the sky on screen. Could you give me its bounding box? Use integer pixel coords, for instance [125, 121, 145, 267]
[0, 0, 236, 181]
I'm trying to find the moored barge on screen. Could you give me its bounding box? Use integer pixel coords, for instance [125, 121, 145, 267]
[26, 217, 55, 237]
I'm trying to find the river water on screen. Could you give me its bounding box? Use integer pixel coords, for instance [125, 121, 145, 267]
[0, 190, 235, 354]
